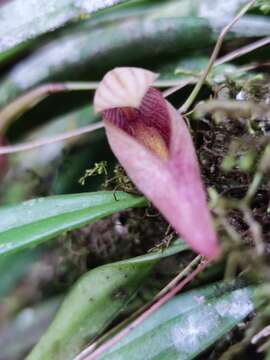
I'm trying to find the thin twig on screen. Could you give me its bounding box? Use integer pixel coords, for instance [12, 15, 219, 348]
[215, 36, 270, 66]
[76, 257, 208, 360]
[0, 79, 189, 155]
[63, 82, 100, 91]
[220, 217, 242, 245]
[244, 172, 264, 205]
[62, 80, 180, 90]
[239, 61, 270, 72]
[153, 255, 203, 298]
[257, 338, 270, 353]
[0, 80, 181, 136]
[241, 204, 264, 255]
[0, 122, 104, 155]
[0, 83, 67, 133]
[164, 38, 270, 101]
[243, 144, 270, 205]
[180, 0, 257, 113]
[251, 324, 270, 344]
[162, 78, 197, 98]
[0, 82, 100, 134]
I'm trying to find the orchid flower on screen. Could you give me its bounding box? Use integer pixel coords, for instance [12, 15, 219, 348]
[94, 67, 219, 259]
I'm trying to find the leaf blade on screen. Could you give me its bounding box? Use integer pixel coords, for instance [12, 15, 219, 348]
[101, 283, 256, 360]
[0, 191, 146, 256]
[26, 246, 187, 360]
[0, 0, 130, 60]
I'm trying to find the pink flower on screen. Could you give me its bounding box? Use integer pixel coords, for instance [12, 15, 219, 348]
[94, 67, 219, 259]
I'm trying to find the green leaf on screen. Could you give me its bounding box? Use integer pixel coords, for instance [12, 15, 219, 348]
[0, 191, 146, 256]
[101, 282, 256, 360]
[0, 16, 214, 107]
[0, 0, 203, 63]
[199, 0, 250, 18]
[0, 0, 130, 62]
[1, 12, 270, 107]
[26, 245, 187, 360]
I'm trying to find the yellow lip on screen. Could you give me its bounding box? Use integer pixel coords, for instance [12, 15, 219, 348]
[134, 123, 169, 161]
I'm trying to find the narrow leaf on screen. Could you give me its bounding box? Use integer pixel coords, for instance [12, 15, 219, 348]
[0, 0, 130, 61]
[26, 246, 187, 360]
[1, 13, 270, 107]
[0, 16, 215, 107]
[0, 191, 146, 256]
[101, 283, 256, 360]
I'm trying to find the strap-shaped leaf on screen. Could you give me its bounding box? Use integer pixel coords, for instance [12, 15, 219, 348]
[26, 243, 188, 360]
[101, 283, 256, 360]
[0, 0, 129, 59]
[0, 191, 146, 256]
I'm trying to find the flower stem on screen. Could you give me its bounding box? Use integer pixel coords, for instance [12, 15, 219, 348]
[0, 122, 104, 155]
